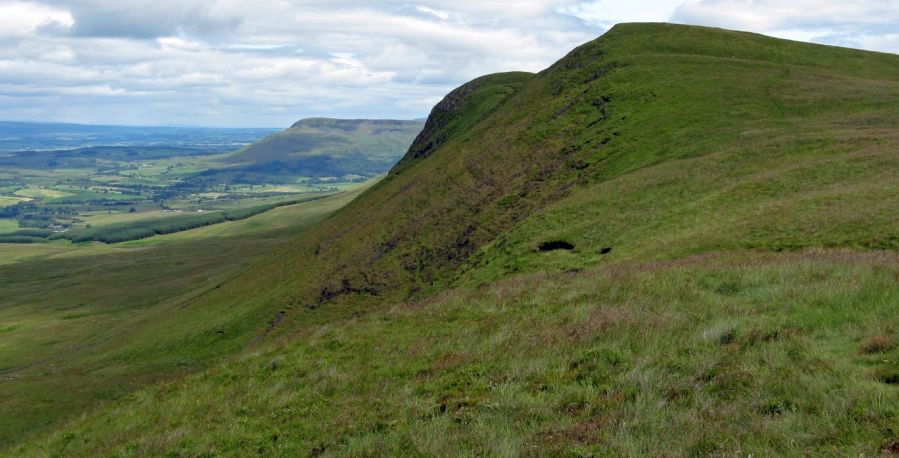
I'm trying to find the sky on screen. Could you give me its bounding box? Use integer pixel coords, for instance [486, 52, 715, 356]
[1, 0, 898, 127]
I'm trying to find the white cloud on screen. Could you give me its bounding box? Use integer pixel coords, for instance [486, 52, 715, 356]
[0, 0, 896, 127]
[854, 33, 899, 54]
[226, 43, 292, 51]
[672, 0, 899, 53]
[0, 1, 73, 36]
[157, 36, 208, 52]
[674, 0, 899, 30]
[559, 0, 681, 28]
[416, 5, 450, 20]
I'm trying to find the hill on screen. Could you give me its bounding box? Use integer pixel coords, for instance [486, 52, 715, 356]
[8, 23, 899, 456]
[215, 118, 424, 181]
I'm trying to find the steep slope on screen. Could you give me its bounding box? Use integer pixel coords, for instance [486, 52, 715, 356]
[240, 22, 898, 312]
[222, 118, 424, 178]
[10, 23, 899, 455]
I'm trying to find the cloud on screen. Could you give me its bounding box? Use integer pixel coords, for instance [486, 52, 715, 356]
[0, 1, 594, 126]
[854, 33, 899, 54]
[674, 0, 899, 30]
[416, 6, 450, 20]
[559, 0, 681, 28]
[673, 0, 899, 51]
[0, 0, 896, 127]
[0, 1, 73, 36]
[42, 0, 243, 38]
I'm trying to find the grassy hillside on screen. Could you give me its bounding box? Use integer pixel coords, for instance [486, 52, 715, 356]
[17, 251, 898, 456]
[8, 23, 899, 455]
[219, 118, 424, 179]
[0, 184, 374, 448]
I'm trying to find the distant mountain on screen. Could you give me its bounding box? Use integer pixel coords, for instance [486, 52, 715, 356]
[0, 121, 277, 152]
[221, 118, 424, 178]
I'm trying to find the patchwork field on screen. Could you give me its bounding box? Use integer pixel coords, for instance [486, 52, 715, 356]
[0, 120, 412, 247]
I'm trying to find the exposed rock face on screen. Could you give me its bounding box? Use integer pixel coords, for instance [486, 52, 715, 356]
[401, 80, 480, 162]
[395, 78, 485, 166]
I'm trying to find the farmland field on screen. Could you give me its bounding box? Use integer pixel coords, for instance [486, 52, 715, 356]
[0, 120, 421, 250]
[0, 145, 369, 249]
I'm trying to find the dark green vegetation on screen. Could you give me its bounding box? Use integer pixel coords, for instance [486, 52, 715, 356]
[213, 118, 425, 184]
[0, 146, 223, 169]
[44, 193, 335, 243]
[5, 23, 899, 455]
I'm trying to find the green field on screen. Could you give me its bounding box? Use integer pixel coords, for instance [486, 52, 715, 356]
[0, 196, 29, 207]
[13, 187, 73, 199]
[0, 151, 367, 245]
[0, 243, 76, 265]
[0, 218, 18, 233]
[3, 23, 898, 455]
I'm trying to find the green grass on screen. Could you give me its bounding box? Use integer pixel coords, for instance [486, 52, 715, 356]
[13, 187, 73, 199]
[45, 189, 138, 204]
[3, 23, 899, 455]
[0, 187, 372, 447]
[118, 181, 377, 247]
[0, 243, 77, 265]
[0, 218, 19, 234]
[52, 192, 339, 243]
[0, 196, 30, 207]
[13, 250, 899, 456]
[79, 209, 183, 226]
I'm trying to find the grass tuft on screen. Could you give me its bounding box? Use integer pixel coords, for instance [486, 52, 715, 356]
[860, 334, 895, 354]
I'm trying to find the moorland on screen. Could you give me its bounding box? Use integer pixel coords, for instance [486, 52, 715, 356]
[2, 23, 898, 456]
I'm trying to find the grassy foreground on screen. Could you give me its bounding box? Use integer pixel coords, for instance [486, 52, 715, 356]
[12, 250, 899, 456]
